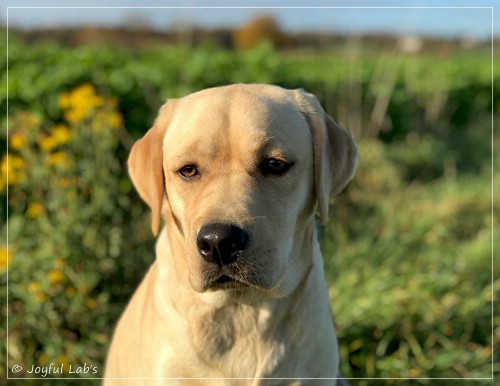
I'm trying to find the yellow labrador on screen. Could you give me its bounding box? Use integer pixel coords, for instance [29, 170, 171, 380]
[104, 84, 358, 385]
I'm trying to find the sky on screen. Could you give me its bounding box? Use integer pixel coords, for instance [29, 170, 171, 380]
[2, 0, 499, 40]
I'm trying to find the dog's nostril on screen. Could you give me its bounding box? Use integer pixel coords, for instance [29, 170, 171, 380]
[198, 241, 212, 254]
[196, 223, 249, 266]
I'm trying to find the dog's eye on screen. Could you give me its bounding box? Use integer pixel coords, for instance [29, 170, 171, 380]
[260, 158, 292, 176]
[178, 165, 199, 179]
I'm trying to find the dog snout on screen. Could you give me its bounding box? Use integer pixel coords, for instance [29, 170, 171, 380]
[196, 223, 249, 266]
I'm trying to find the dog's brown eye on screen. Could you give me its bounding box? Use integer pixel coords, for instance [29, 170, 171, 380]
[260, 158, 291, 176]
[179, 165, 199, 179]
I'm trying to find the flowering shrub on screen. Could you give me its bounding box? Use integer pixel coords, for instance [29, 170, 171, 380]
[4, 84, 153, 379]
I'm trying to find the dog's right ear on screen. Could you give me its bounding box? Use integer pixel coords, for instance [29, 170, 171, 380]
[128, 100, 176, 236]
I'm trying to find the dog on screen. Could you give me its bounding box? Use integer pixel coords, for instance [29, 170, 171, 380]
[104, 84, 358, 385]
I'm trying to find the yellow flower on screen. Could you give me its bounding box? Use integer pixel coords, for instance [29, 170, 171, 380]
[59, 84, 105, 124]
[28, 282, 48, 302]
[27, 202, 44, 219]
[51, 124, 73, 145]
[56, 354, 70, 371]
[39, 124, 73, 152]
[94, 110, 123, 131]
[86, 298, 97, 309]
[39, 135, 58, 151]
[0, 247, 12, 271]
[9, 133, 25, 150]
[58, 92, 71, 109]
[64, 108, 87, 124]
[58, 84, 97, 109]
[11, 112, 41, 132]
[47, 152, 70, 169]
[37, 353, 49, 366]
[48, 269, 66, 286]
[108, 111, 123, 128]
[0, 154, 25, 188]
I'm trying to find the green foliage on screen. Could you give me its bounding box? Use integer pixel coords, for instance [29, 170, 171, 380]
[2, 34, 496, 142]
[3, 84, 155, 380]
[1, 33, 497, 383]
[324, 140, 497, 383]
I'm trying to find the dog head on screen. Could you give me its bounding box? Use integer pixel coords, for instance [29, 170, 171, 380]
[128, 84, 357, 302]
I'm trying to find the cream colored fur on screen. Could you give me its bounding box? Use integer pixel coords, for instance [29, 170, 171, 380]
[104, 84, 358, 385]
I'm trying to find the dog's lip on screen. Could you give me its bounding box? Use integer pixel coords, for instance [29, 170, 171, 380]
[207, 274, 250, 291]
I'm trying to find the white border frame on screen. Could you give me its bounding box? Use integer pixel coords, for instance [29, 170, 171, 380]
[4, 5, 496, 382]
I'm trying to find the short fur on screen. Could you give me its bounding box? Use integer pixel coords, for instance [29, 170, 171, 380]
[104, 84, 358, 385]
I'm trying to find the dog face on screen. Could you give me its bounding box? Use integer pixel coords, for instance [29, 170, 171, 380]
[128, 84, 358, 303]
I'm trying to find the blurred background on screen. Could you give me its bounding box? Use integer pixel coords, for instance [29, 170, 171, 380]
[2, 1, 499, 384]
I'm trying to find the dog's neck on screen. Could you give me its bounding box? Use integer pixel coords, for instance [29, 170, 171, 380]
[164, 262, 318, 377]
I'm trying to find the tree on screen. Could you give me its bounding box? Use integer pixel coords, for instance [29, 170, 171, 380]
[232, 15, 289, 51]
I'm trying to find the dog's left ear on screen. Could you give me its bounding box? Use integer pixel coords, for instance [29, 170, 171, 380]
[290, 89, 358, 223]
[128, 100, 177, 236]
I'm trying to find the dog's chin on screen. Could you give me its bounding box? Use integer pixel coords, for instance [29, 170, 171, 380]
[198, 286, 267, 308]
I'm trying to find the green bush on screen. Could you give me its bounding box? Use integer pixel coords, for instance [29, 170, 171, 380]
[3, 84, 155, 381]
[323, 139, 498, 383]
[2, 34, 497, 141]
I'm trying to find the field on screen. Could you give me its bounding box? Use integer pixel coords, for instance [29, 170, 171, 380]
[1, 33, 498, 385]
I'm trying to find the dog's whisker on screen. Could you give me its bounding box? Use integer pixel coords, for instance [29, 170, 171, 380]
[251, 215, 268, 221]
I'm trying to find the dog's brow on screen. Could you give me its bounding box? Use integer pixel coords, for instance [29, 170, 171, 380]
[257, 139, 294, 161]
[170, 142, 219, 170]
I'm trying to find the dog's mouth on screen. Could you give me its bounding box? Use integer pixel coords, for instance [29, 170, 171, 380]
[207, 274, 250, 291]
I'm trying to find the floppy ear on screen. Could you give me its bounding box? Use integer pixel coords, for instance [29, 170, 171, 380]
[290, 89, 358, 223]
[128, 100, 176, 236]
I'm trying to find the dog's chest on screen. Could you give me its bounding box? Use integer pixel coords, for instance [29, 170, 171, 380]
[189, 304, 294, 378]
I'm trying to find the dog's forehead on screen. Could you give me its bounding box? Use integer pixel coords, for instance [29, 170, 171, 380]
[165, 85, 310, 153]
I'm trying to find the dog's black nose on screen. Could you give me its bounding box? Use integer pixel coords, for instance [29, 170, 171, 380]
[197, 223, 249, 266]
